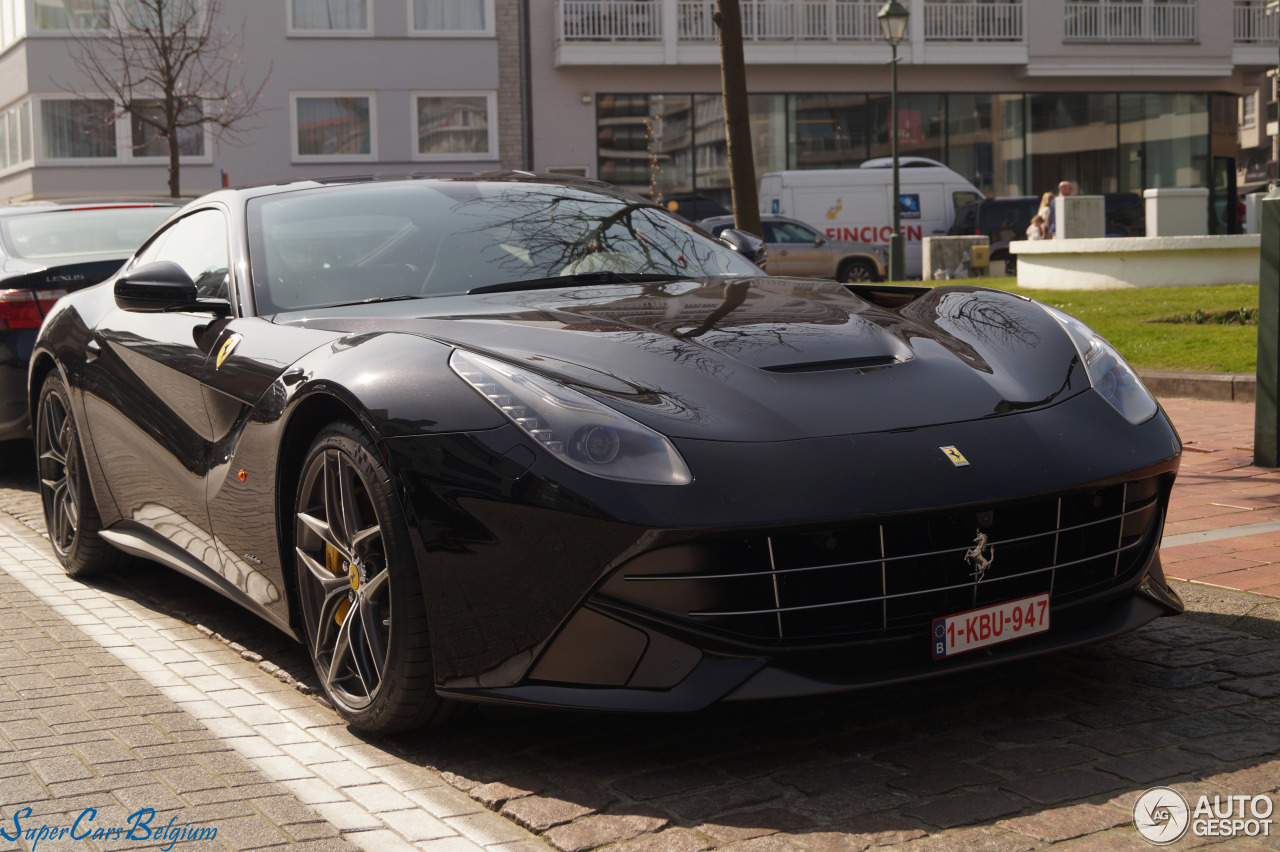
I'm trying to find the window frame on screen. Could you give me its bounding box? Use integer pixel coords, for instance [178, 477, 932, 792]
[410, 90, 497, 161]
[127, 97, 212, 163]
[290, 90, 378, 163]
[0, 99, 33, 176]
[26, 0, 205, 34]
[35, 94, 120, 165]
[1241, 93, 1257, 128]
[32, 93, 213, 167]
[286, 0, 373, 37]
[407, 0, 494, 37]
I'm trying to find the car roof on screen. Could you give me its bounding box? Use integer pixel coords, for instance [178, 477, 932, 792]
[0, 199, 182, 218]
[213, 171, 640, 206]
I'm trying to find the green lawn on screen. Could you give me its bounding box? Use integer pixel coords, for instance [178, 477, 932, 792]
[924, 279, 1260, 374]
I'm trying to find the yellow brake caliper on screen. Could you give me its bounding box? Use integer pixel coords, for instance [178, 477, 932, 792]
[326, 543, 353, 626]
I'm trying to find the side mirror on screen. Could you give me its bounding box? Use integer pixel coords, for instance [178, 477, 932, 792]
[813, 235, 827, 246]
[115, 261, 228, 315]
[719, 228, 768, 268]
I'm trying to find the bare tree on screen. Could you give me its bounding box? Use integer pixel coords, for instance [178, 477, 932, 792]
[68, 0, 269, 197]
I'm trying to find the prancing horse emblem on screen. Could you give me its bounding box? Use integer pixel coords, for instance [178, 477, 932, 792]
[965, 530, 994, 581]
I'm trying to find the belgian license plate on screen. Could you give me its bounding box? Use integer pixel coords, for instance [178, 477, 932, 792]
[931, 593, 1050, 660]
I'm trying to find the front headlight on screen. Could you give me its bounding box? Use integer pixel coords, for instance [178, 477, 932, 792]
[1043, 305, 1157, 425]
[450, 349, 693, 485]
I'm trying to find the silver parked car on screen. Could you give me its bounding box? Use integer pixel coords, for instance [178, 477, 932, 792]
[698, 214, 887, 283]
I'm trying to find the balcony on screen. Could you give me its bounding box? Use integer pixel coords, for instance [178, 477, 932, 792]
[676, 0, 883, 42]
[555, 0, 1027, 64]
[924, 2, 1023, 42]
[1234, 1, 1279, 42]
[1064, 0, 1198, 43]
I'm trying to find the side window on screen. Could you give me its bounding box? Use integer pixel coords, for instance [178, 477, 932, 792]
[953, 191, 982, 211]
[133, 209, 230, 300]
[772, 221, 816, 244]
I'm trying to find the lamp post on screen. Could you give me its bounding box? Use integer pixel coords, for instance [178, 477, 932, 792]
[877, 0, 909, 282]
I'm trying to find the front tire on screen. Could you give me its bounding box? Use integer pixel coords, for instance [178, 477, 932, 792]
[839, 259, 880, 283]
[293, 422, 453, 731]
[35, 373, 121, 577]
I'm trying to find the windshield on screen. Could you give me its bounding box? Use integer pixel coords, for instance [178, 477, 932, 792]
[247, 181, 762, 313]
[0, 206, 175, 260]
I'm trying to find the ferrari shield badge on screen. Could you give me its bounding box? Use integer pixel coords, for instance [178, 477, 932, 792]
[215, 334, 242, 370]
[940, 446, 969, 467]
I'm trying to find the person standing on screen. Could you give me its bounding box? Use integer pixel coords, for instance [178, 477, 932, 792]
[1046, 180, 1073, 238]
[1036, 191, 1054, 222]
[1026, 214, 1046, 240]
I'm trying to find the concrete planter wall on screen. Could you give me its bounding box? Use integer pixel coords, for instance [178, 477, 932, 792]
[1010, 235, 1262, 290]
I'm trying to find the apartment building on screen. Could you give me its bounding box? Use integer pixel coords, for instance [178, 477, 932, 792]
[0, 0, 526, 201]
[531, 0, 1278, 233]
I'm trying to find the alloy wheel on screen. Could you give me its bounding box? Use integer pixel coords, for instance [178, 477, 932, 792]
[37, 389, 80, 555]
[295, 448, 391, 711]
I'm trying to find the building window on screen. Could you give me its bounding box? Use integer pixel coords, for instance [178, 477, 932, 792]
[413, 92, 495, 159]
[0, 101, 32, 172]
[292, 93, 374, 160]
[290, 0, 369, 33]
[32, 0, 109, 30]
[2, 0, 30, 51]
[118, 0, 201, 28]
[1242, 92, 1257, 127]
[411, 0, 493, 35]
[40, 98, 116, 159]
[131, 99, 205, 157]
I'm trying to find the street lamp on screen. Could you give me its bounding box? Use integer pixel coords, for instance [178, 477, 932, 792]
[877, 0, 908, 281]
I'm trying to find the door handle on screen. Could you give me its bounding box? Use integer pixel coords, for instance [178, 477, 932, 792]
[85, 339, 101, 363]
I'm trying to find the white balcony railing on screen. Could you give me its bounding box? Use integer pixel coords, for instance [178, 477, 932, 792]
[1233, 0, 1279, 43]
[676, 0, 883, 42]
[924, 1, 1023, 42]
[1065, 0, 1198, 42]
[561, 0, 662, 41]
[557, 0, 1028, 47]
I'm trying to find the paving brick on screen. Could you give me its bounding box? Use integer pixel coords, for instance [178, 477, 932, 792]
[614, 828, 712, 852]
[887, 764, 1003, 796]
[1001, 768, 1125, 805]
[544, 809, 670, 852]
[1182, 731, 1280, 762]
[896, 826, 1035, 852]
[1097, 749, 1221, 784]
[998, 802, 1130, 842]
[903, 791, 1026, 829]
[696, 807, 813, 844]
[500, 796, 595, 833]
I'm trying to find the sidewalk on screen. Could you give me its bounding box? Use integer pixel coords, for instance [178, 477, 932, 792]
[1158, 397, 1280, 598]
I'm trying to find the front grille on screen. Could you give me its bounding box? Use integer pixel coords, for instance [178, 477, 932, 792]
[602, 475, 1166, 644]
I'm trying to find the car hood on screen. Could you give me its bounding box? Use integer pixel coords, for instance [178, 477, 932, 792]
[275, 277, 1091, 441]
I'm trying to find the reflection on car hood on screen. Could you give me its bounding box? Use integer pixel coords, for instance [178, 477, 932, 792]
[275, 277, 1090, 441]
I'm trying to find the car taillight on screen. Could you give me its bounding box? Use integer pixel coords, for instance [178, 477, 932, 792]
[0, 288, 68, 331]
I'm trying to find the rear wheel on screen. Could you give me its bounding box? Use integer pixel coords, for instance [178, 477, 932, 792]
[35, 373, 121, 577]
[293, 423, 453, 731]
[839, 259, 880, 283]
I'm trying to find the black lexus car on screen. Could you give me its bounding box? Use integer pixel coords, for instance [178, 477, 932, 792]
[29, 174, 1183, 732]
[1, 200, 179, 443]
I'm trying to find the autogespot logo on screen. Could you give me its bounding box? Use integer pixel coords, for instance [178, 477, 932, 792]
[1134, 787, 1275, 844]
[1134, 787, 1190, 845]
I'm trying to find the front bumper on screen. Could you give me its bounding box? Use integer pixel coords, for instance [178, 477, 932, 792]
[387, 390, 1182, 712]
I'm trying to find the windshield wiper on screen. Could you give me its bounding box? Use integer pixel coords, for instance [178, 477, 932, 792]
[468, 271, 685, 295]
[322, 294, 427, 308]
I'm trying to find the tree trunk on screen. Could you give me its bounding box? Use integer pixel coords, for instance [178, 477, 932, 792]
[167, 130, 181, 198]
[714, 0, 760, 239]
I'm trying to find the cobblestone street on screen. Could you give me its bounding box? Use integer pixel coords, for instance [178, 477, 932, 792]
[2, 397, 1280, 851]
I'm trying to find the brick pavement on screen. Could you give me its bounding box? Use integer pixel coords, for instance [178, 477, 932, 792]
[3, 398, 1280, 850]
[0, 508, 545, 852]
[1159, 398, 1280, 597]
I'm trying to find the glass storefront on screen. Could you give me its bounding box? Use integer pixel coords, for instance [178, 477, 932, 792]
[597, 91, 1236, 232]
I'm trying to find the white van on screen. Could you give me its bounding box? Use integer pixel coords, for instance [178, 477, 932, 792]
[758, 158, 984, 278]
